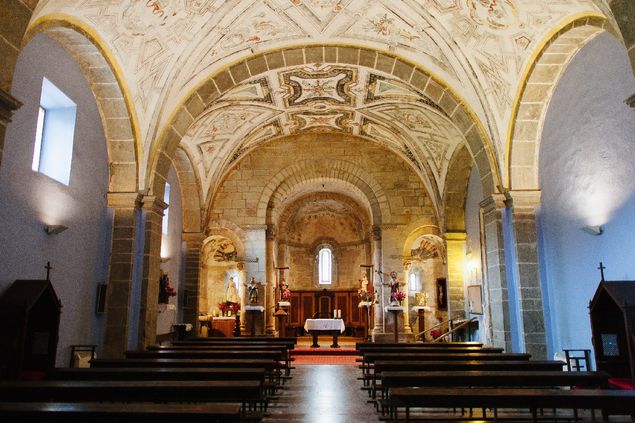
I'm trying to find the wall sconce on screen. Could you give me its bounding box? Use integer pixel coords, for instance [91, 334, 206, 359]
[45, 224, 68, 235]
[581, 225, 603, 236]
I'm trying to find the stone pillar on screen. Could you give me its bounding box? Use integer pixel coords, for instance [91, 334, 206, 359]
[480, 194, 513, 353]
[103, 192, 141, 358]
[371, 225, 384, 334]
[238, 262, 247, 333]
[137, 195, 168, 349]
[265, 224, 277, 335]
[508, 190, 547, 359]
[401, 262, 412, 333]
[445, 231, 467, 319]
[182, 232, 204, 329]
[0, 89, 22, 170]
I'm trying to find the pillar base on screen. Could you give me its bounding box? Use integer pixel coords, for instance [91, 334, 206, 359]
[371, 333, 416, 343]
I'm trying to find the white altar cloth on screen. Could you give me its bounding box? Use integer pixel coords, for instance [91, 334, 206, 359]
[304, 318, 345, 333]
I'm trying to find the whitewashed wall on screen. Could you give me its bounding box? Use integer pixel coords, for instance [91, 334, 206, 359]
[0, 34, 112, 366]
[538, 32, 635, 360]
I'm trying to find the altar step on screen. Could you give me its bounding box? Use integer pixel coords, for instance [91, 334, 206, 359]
[290, 347, 359, 356]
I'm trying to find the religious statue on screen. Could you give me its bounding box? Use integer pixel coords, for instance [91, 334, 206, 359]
[247, 277, 259, 305]
[358, 272, 371, 302]
[224, 276, 239, 304]
[389, 271, 405, 305]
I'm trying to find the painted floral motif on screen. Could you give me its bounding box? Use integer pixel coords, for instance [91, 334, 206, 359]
[364, 13, 420, 41]
[466, 0, 519, 30]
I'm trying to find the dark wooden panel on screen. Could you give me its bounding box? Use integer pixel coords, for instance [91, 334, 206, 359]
[334, 292, 348, 321]
[288, 292, 300, 326]
[301, 293, 315, 322]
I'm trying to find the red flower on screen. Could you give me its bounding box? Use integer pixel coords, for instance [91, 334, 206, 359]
[281, 288, 292, 299]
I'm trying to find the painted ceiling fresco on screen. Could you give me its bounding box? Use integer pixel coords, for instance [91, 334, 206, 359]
[178, 63, 463, 204]
[32, 0, 604, 199]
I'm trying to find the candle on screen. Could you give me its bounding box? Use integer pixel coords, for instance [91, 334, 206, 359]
[333, 309, 336, 318]
[337, 309, 341, 318]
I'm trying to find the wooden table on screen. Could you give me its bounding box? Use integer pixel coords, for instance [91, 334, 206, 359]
[385, 306, 404, 343]
[211, 317, 235, 337]
[244, 306, 264, 336]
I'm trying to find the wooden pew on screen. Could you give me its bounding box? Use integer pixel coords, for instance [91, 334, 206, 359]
[356, 346, 504, 354]
[124, 348, 291, 377]
[0, 380, 264, 414]
[356, 341, 483, 349]
[46, 366, 275, 395]
[378, 370, 609, 400]
[389, 387, 635, 422]
[0, 402, 243, 423]
[365, 360, 566, 394]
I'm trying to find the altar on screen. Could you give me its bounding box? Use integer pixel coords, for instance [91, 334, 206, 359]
[304, 318, 345, 348]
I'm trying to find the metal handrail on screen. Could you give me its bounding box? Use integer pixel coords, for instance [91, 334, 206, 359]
[431, 317, 478, 343]
[414, 317, 454, 341]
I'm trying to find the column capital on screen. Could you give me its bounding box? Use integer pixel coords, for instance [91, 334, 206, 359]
[443, 231, 467, 242]
[107, 192, 143, 208]
[507, 190, 541, 210]
[371, 224, 381, 241]
[0, 88, 22, 125]
[140, 195, 168, 214]
[266, 224, 277, 240]
[182, 231, 205, 244]
[479, 193, 507, 213]
[626, 93, 635, 109]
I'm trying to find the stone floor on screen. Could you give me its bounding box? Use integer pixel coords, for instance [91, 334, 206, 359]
[262, 364, 380, 423]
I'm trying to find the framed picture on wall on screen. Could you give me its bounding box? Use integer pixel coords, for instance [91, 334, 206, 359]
[467, 284, 483, 315]
[436, 278, 447, 309]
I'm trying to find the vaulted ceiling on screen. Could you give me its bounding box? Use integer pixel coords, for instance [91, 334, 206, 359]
[29, 0, 617, 206]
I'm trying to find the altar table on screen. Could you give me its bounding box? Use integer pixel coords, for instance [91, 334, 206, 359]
[304, 318, 345, 348]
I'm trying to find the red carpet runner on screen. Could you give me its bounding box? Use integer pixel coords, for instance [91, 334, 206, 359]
[290, 347, 360, 365]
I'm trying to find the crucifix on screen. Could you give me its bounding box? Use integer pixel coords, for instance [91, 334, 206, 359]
[597, 262, 606, 282]
[45, 261, 52, 281]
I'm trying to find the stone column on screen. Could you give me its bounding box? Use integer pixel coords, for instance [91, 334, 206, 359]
[401, 262, 412, 333]
[0, 89, 22, 170]
[136, 195, 167, 349]
[182, 232, 204, 329]
[371, 225, 384, 334]
[265, 224, 277, 335]
[103, 192, 141, 358]
[445, 231, 467, 319]
[480, 194, 513, 353]
[238, 262, 247, 333]
[508, 190, 547, 359]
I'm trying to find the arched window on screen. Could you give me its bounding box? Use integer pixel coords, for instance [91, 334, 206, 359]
[318, 247, 332, 285]
[409, 272, 417, 292]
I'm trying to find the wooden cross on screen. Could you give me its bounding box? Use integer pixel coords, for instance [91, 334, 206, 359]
[597, 262, 606, 282]
[45, 261, 52, 281]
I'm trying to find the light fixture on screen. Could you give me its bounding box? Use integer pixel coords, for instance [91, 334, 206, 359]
[581, 225, 603, 236]
[45, 224, 68, 235]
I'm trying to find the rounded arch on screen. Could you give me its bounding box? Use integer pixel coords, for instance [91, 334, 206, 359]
[276, 191, 371, 240]
[173, 147, 203, 233]
[403, 227, 444, 261]
[204, 220, 246, 258]
[507, 17, 618, 190]
[444, 145, 473, 233]
[25, 16, 140, 193]
[256, 158, 388, 227]
[146, 44, 501, 204]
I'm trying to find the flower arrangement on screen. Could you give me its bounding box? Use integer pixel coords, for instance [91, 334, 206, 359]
[218, 301, 240, 316]
[395, 290, 407, 302]
[158, 273, 176, 304]
[281, 288, 292, 300]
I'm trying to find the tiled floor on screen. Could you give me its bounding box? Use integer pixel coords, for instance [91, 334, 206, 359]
[263, 364, 380, 423]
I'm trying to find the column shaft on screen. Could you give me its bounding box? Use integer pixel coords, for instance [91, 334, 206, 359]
[480, 194, 513, 352]
[182, 232, 204, 329]
[509, 191, 547, 359]
[445, 232, 467, 319]
[103, 193, 141, 358]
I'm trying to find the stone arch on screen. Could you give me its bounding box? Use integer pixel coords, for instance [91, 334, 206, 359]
[147, 44, 501, 204]
[256, 159, 388, 227]
[173, 147, 203, 233]
[24, 18, 140, 193]
[403, 228, 445, 262]
[444, 146, 473, 233]
[508, 18, 618, 190]
[276, 191, 371, 240]
[204, 220, 246, 258]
